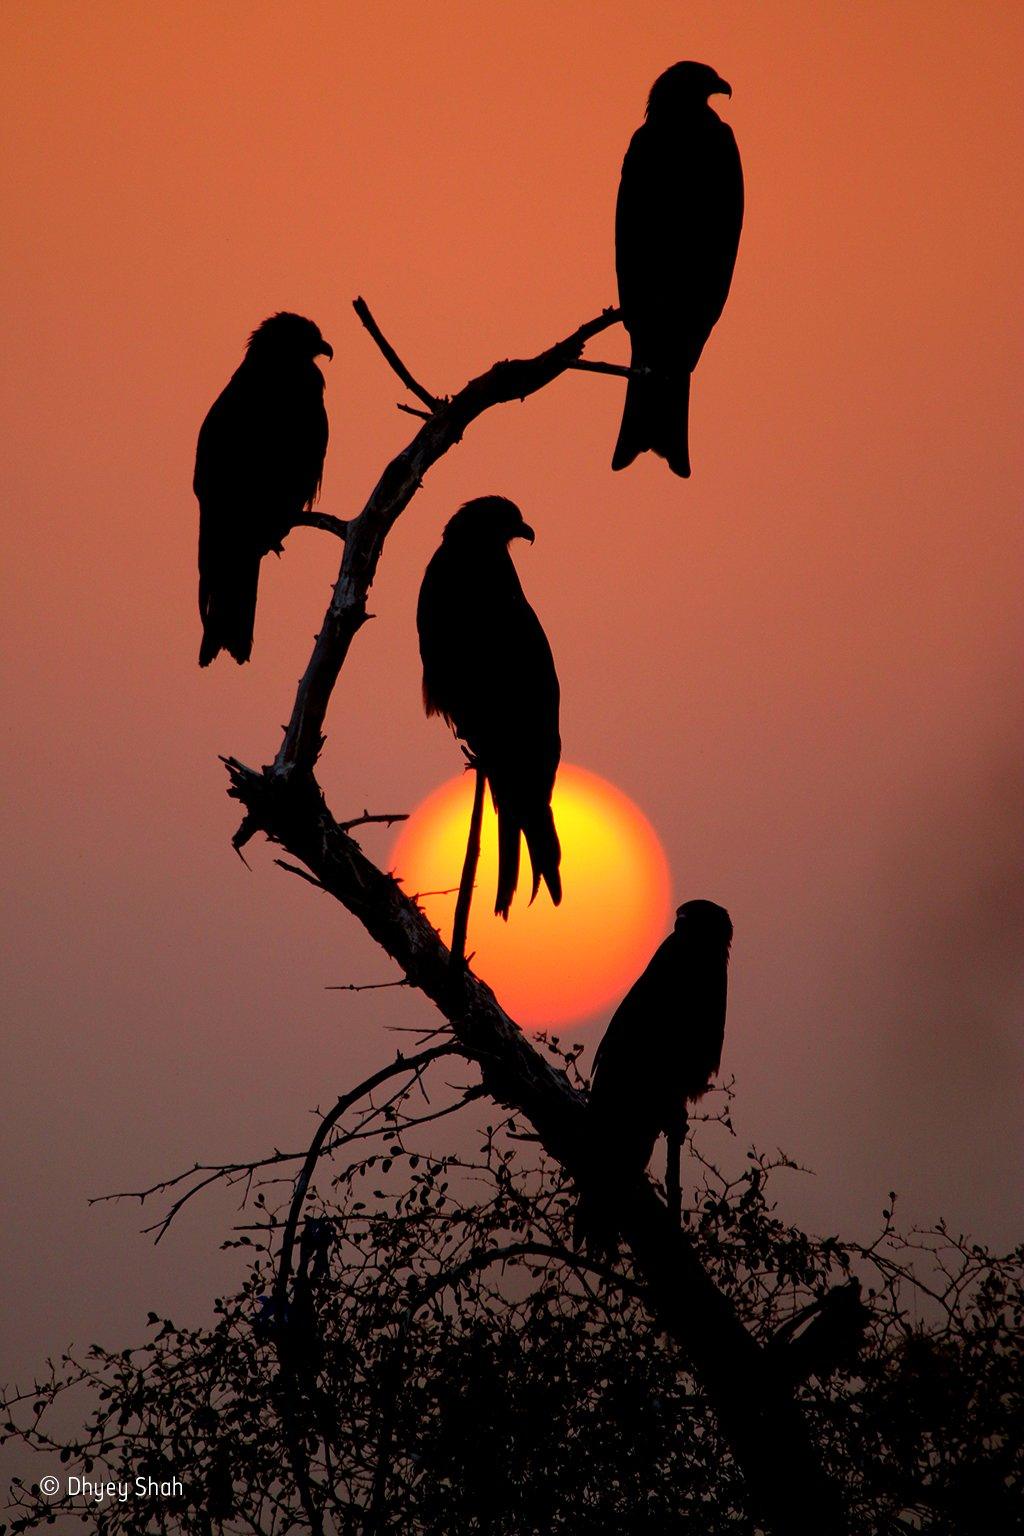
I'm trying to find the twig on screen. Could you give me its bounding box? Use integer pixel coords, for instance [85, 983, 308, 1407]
[566, 359, 646, 379]
[274, 859, 325, 890]
[396, 402, 432, 420]
[353, 295, 441, 412]
[338, 809, 409, 832]
[325, 979, 409, 993]
[272, 1044, 458, 1316]
[288, 511, 349, 540]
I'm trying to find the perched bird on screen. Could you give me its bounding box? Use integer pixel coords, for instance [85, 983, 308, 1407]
[766, 1280, 870, 1384]
[417, 497, 562, 918]
[588, 900, 733, 1178]
[612, 61, 743, 478]
[195, 312, 332, 666]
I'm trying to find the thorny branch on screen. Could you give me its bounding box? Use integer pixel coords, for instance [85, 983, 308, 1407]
[218, 303, 848, 1534]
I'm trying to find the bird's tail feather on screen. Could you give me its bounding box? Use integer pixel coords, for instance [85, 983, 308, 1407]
[494, 807, 522, 921]
[611, 369, 691, 478]
[524, 805, 562, 908]
[198, 554, 260, 667]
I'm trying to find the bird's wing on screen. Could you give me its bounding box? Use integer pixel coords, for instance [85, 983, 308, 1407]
[195, 363, 328, 540]
[418, 548, 559, 765]
[616, 115, 744, 370]
[589, 937, 682, 1170]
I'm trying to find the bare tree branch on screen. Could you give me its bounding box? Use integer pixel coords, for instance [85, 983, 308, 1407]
[288, 511, 350, 540]
[338, 809, 409, 832]
[223, 759, 846, 1534]
[218, 304, 848, 1533]
[325, 978, 408, 992]
[274, 857, 325, 889]
[566, 358, 646, 379]
[353, 295, 442, 412]
[272, 1045, 458, 1315]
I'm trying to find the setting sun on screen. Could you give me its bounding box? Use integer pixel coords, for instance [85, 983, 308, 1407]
[391, 764, 672, 1029]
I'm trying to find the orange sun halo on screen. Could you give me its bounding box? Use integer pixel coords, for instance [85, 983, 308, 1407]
[391, 764, 672, 1030]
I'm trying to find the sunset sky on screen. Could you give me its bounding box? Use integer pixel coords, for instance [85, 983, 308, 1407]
[3, 1, 1021, 1392]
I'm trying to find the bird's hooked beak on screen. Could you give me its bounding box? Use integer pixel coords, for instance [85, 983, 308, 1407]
[712, 76, 732, 99]
[318, 341, 334, 360]
[516, 522, 536, 544]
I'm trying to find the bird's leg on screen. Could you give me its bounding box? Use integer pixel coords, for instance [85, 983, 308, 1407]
[664, 1107, 689, 1227]
[450, 760, 486, 974]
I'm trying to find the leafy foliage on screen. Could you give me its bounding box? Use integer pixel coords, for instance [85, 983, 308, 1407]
[3, 1049, 1020, 1534]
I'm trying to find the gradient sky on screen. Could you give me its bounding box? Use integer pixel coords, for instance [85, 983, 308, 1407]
[2, 1, 1022, 1393]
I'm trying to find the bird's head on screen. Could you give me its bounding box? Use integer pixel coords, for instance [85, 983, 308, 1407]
[246, 312, 333, 361]
[646, 61, 732, 120]
[442, 496, 535, 548]
[674, 899, 733, 950]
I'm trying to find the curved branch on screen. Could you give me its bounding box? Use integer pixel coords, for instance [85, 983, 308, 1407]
[288, 511, 349, 540]
[354, 295, 441, 411]
[272, 1043, 458, 1314]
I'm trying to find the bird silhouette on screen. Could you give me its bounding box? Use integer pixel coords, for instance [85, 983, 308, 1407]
[583, 900, 732, 1235]
[417, 497, 562, 919]
[612, 61, 743, 478]
[195, 312, 331, 666]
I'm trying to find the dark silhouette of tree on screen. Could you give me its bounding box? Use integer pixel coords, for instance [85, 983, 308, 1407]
[612, 61, 744, 477]
[3, 1067, 1021, 1532]
[417, 496, 562, 922]
[581, 899, 733, 1243]
[196, 312, 332, 666]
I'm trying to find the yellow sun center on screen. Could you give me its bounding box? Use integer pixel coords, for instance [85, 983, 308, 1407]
[391, 763, 672, 1029]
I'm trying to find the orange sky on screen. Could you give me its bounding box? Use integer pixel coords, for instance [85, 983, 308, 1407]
[2, 1, 1022, 1389]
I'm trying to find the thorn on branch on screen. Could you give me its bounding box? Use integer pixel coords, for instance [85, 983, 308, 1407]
[353, 295, 441, 412]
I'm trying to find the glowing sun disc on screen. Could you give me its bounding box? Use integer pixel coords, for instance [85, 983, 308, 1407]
[391, 763, 672, 1030]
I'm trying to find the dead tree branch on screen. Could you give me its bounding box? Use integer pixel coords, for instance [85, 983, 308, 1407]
[219, 304, 848, 1534]
[566, 358, 645, 379]
[288, 511, 350, 540]
[354, 295, 442, 412]
[223, 758, 846, 1533]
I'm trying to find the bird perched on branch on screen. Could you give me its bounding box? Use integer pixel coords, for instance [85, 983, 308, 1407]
[581, 900, 733, 1243]
[195, 312, 332, 666]
[766, 1279, 870, 1384]
[612, 61, 743, 478]
[417, 497, 562, 919]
